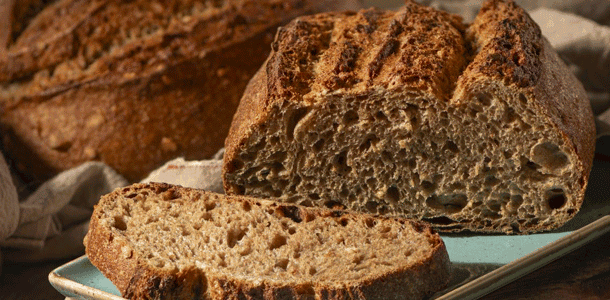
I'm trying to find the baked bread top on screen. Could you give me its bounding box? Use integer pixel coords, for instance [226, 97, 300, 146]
[85, 182, 451, 299]
[0, 0, 357, 85]
[0, 0, 359, 184]
[223, 0, 595, 233]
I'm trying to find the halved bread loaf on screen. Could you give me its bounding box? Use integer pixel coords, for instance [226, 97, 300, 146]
[0, 0, 359, 183]
[222, 0, 596, 233]
[85, 182, 451, 300]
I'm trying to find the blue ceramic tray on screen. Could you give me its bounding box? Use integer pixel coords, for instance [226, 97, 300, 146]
[50, 212, 610, 300]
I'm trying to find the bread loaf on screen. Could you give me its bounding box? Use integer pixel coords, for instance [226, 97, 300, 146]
[223, 0, 596, 233]
[85, 182, 451, 299]
[0, 0, 359, 183]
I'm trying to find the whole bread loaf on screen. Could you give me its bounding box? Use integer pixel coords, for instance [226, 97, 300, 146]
[0, 0, 359, 184]
[85, 182, 451, 300]
[223, 0, 596, 233]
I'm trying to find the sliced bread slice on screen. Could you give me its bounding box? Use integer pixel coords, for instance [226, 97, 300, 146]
[222, 0, 596, 233]
[85, 182, 451, 300]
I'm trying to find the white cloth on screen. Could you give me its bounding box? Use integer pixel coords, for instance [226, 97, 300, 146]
[141, 149, 225, 194]
[0, 162, 128, 262]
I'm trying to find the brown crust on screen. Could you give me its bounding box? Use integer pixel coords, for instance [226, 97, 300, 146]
[85, 182, 451, 299]
[223, 0, 596, 233]
[464, 0, 543, 88]
[265, 1, 468, 102]
[533, 38, 596, 204]
[0, 0, 360, 184]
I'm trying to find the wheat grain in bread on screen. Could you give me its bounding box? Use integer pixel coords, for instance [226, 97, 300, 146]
[85, 182, 451, 300]
[222, 0, 596, 233]
[0, 0, 360, 184]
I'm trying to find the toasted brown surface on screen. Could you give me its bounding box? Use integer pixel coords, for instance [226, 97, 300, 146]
[0, 0, 360, 184]
[85, 182, 451, 299]
[464, 0, 543, 88]
[223, 0, 595, 233]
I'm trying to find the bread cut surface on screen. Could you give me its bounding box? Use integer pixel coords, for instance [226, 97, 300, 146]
[223, 0, 596, 233]
[85, 182, 450, 300]
[0, 0, 359, 184]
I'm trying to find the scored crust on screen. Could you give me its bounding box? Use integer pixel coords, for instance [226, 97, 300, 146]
[85, 182, 451, 299]
[223, 0, 595, 233]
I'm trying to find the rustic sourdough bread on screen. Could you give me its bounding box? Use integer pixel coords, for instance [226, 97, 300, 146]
[223, 0, 596, 233]
[85, 182, 451, 300]
[0, 0, 359, 184]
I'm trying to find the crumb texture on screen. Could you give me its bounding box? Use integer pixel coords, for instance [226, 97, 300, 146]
[85, 183, 450, 299]
[223, 0, 595, 233]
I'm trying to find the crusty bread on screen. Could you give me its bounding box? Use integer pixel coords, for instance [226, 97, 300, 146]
[85, 182, 451, 300]
[222, 0, 596, 233]
[0, 0, 359, 184]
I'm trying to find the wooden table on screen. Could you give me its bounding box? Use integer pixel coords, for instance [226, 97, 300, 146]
[0, 257, 73, 300]
[0, 226, 608, 300]
[482, 228, 610, 300]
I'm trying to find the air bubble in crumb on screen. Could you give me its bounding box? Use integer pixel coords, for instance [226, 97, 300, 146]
[531, 142, 568, 171]
[181, 227, 191, 236]
[275, 259, 289, 270]
[227, 228, 247, 248]
[205, 202, 216, 211]
[113, 216, 127, 230]
[546, 188, 566, 209]
[269, 234, 287, 250]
